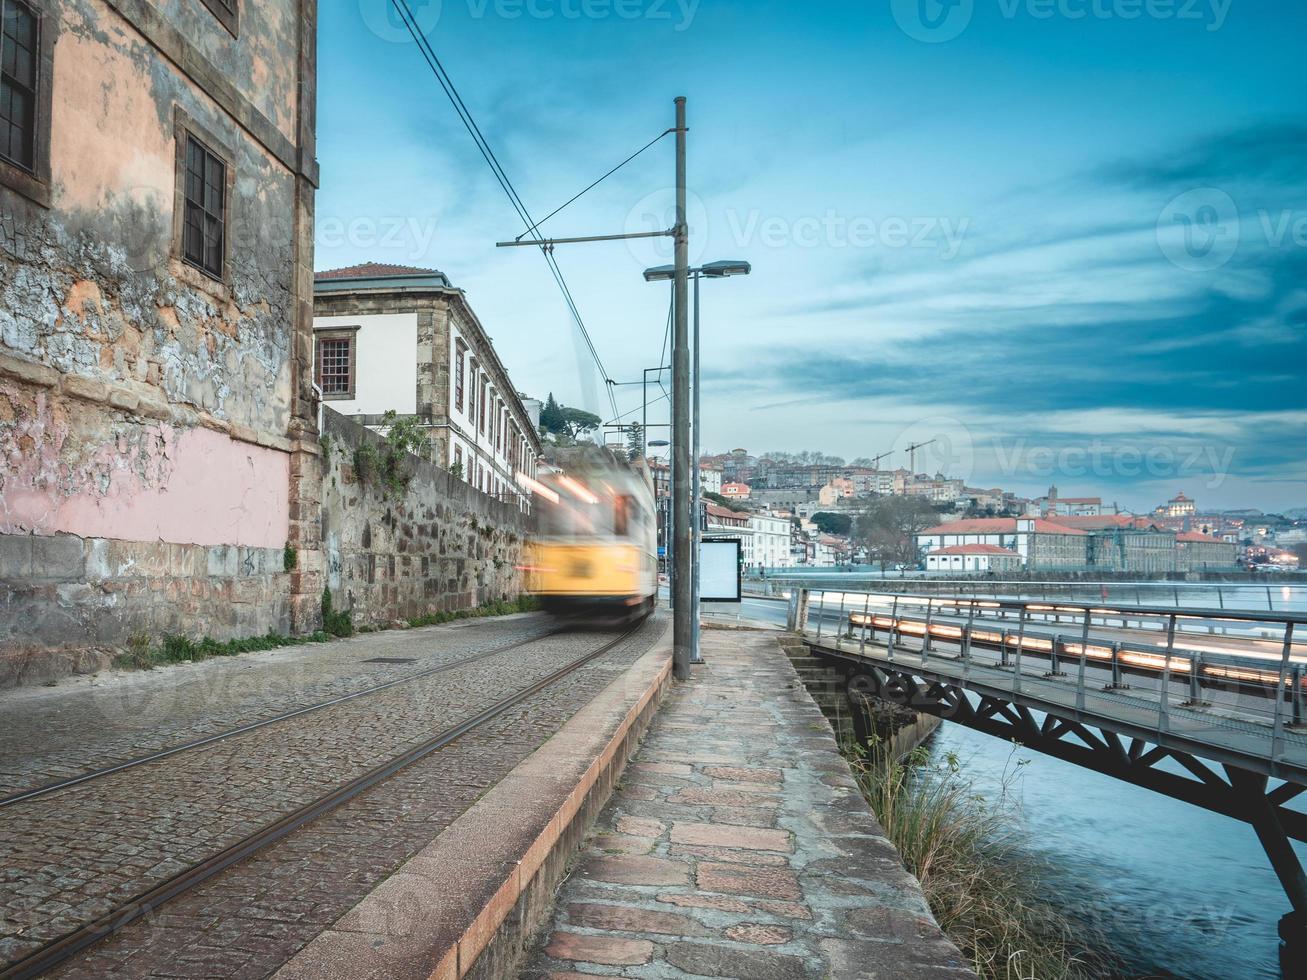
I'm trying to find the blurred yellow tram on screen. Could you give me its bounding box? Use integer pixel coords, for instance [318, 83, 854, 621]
[523, 452, 658, 621]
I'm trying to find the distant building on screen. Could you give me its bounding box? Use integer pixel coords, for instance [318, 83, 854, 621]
[313, 264, 541, 508]
[1030, 486, 1103, 517]
[721, 482, 752, 501]
[916, 518, 1088, 570]
[700, 463, 724, 495]
[744, 513, 793, 569]
[1051, 515, 1178, 573]
[1176, 531, 1240, 571]
[704, 502, 750, 537]
[817, 477, 855, 506]
[926, 544, 1022, 573]
[1158, 491, 1197, 517]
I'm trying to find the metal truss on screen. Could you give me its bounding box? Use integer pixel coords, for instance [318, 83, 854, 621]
[828, 655, 1307, 931]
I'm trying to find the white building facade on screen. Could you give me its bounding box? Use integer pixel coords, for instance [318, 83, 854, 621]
[744, 513, 793, 570]
[314, 264, 541, 509]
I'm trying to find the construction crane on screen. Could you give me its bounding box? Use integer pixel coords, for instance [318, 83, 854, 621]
[868, 451, 894, 470]
[905, 439, 937, 476]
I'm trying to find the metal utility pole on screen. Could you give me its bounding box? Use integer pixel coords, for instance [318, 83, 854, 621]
[691, 271, 703, 664]
[671, 96, 692, 681]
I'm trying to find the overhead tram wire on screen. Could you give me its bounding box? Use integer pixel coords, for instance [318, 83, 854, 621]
[388, 0, 619, 419]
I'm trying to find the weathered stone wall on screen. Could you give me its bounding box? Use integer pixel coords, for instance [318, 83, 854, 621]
[0, 535, 289, 686]
[319, 409, 531, 628]
[0, 0, 321, 683]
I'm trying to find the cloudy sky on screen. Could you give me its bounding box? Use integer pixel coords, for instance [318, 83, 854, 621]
[316, 0, 1306, 513]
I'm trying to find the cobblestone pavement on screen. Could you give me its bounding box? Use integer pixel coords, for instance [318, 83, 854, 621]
[525, 628, 975, 979]
[0, 614, 557, 798]
[1, 615, 663, 972]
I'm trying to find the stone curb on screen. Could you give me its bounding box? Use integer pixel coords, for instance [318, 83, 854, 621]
[272, 620, 674, 980]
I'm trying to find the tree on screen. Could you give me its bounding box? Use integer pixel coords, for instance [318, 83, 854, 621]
[705, 491, 748, 513]
[854, 496, 940, 570]
[559, 407, 602, 440]
[1294, 543, 1307, 570]
[626, 423, 645, 462]
[811, 512, 853, 536]
[539, 393, 565, 435]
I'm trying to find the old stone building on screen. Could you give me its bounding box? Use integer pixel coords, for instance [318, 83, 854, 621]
[312, 263, 542, 510]
[0, 0, 321, 683]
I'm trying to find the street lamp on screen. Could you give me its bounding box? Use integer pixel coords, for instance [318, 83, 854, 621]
[644, 259, 751, 664]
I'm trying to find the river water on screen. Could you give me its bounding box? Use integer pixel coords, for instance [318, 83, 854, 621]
[930, 721, 1306, 979]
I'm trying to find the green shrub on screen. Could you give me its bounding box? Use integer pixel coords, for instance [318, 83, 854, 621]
[321, 586, 354, 637]
[283, 542, 297, 572]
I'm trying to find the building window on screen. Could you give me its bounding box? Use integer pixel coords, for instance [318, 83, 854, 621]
[314, 328, 358, 400]
[454, 340, 466, 413]
[479, 379, 488, 434]
[0, 0, 51, 207]
[0, 0, 37, 172]
[454, 445, 463, 476]
[182, 134, 227, 279]
[199, 0, 239, 36]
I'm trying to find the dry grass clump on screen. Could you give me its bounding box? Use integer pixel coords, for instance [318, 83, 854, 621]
[846, 736, 1119, 980]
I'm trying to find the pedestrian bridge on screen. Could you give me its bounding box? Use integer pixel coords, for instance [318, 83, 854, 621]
[791, 587, 1307, 949]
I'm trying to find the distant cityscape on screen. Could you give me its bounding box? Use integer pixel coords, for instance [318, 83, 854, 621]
[646, 448, 1306, 574]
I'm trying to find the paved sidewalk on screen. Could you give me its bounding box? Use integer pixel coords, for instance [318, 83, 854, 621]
[525, 628, 972, 979]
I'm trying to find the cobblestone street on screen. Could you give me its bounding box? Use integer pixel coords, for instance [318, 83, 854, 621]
[0, 613, 667, 976]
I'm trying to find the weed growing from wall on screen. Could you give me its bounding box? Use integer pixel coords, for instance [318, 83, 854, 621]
[321, 586, 354, 637]
[351, 410, 431, 498]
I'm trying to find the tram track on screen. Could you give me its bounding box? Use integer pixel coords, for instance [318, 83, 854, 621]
[0, 625, 564, 810]
[0, 622, 644, 980]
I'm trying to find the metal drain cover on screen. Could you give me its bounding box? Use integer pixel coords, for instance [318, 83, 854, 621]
[362, 657, 418, 665]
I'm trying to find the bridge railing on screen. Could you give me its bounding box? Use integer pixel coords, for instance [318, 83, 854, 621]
[792, 587, 1307, 765]
[752, 575, 1307, 614]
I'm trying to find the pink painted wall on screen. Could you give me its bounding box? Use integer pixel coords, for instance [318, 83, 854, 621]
[2, 423, 289, 549]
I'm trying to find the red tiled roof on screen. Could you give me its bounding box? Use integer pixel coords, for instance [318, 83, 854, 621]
[1046, 514, 1164, 531]
[316, 263, 444, 280]
[706, 502, 747, 520]
[1177, 531, 1226, 543]
[930, 544, 1020, 556]
[921, 518, 1086, 536]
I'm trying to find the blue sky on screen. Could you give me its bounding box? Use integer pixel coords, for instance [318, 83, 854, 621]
[316, 1, 1307, 513]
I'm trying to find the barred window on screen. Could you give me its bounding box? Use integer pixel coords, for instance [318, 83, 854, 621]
[315, 334, 356, 399]
[182, 134, 226, 278]
[0, 0, 37, 171]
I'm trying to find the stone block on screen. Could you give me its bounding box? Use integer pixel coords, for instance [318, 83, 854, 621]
[207, 545, 238, 578]
[0, 534, 33, 579]
[61, 375, 109, 404]
[107, 388, 140, 412]
[0, 351, 59, 388]
[30, 534, 86, 582]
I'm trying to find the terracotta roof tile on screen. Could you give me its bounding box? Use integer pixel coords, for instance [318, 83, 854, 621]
[315, 262, 446, 281]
